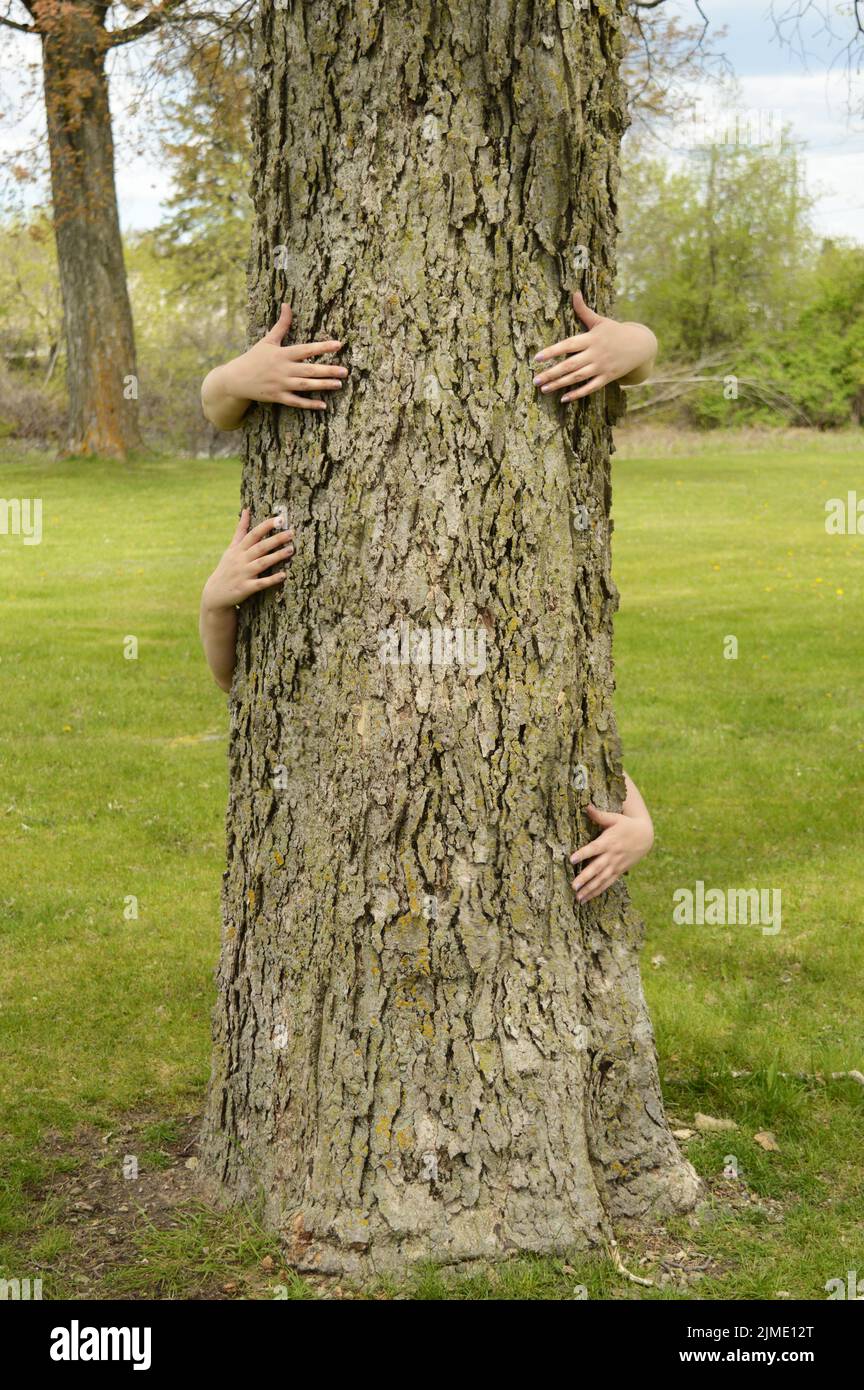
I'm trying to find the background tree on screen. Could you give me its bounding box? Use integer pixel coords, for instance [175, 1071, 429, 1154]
[0, 0, 253, 457]
[199, 0, 700, 1276]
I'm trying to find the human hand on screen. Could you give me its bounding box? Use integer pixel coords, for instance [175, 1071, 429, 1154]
[202, 509, 296, 612]
[570, 802, 654, 903]
[533, 292, 657, 401]
[222, 304, 348, 411]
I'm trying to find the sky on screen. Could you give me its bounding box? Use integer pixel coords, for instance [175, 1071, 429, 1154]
[653, 0, 864, 239]
[1, 0, 862, 241]
[661, 0, 861, 239]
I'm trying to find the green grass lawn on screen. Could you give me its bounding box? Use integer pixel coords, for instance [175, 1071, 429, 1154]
[1, 429, 862, 1300]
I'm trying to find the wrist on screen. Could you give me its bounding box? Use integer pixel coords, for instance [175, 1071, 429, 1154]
[212, 358, 247, 405]
[636, 815, 654, 853]
[201, 580, 234, 617]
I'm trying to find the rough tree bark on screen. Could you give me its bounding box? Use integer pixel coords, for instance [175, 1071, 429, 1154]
[200, 0, 700, 1277]
[41, 3, 140, 457]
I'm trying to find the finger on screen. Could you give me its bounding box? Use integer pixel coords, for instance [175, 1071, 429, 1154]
[285, 338, 343, 360]
[230, 506, 250, 546]
[263, 303, 292, 344]
[580, 870, 618, 903]
[240, 515, 287, 550]
[279, 393, 327, 409]
[538, 362, 598, 393]
[534, 353, 593, 386]
[562, 376, 607, 401]
[587, 803, 620, 829]
[548, 370, 597, 395]
[247, 528, 294, 560]
[284, 362, 348, 380]
[251, 544, 295, 574]
[572, 855, 608, 894]
[285, 377, 343, 392]
[570, 838, 605, 866]
[253, 570, 288, 591]
[534, 332, 590, 363]
[572, 290, 603, 329]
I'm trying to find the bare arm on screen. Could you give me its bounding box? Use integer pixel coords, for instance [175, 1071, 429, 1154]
[201, 364, 255, 433]
[200, 509, 296, 691]
[199, 601, 239, 694]
[621, 770, 653, 824]
[616, 328, 657, 385]
[569, 770, 655, 903]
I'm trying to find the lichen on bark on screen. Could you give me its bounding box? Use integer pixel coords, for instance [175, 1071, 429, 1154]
[200, 0, 700, 1276]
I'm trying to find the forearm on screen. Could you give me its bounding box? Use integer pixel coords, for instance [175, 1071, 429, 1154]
[201, 361, 251, 431]
[618, 325, 657, 385]
[622, 771, 653, 838]
[199, 593, 238, 692]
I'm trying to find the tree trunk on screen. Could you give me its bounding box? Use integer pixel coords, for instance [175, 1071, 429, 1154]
[201, 0, 700, 1277]
[42, 5, 140, 458]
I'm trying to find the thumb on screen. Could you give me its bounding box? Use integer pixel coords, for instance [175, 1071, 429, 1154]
[230, 506, 250, 545]
[572, 290, 602, 329]
[264, 303, 292, 344]
[587, 802, 619, 829]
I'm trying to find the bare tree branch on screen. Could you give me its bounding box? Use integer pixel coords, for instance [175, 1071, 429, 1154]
[0, 11, 37, 32]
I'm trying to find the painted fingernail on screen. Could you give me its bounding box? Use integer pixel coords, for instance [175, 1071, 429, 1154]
[532, 376, 541, 385]
[337, 367, 348, 376]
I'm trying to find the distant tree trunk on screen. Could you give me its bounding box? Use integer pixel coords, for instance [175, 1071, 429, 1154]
[41, 5, 140, 458]
[201, 0, 700, 1277]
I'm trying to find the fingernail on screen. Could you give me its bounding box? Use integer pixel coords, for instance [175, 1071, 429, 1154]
[532, 376, 541, 385]
[534, 353, 543, 361]
[337, 368, 348, 376]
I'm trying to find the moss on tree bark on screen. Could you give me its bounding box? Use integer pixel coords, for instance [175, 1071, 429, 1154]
[200, 0, 700, 1277]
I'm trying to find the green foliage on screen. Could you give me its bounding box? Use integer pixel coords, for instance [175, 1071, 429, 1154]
[617, 136, 864, 428]
[153, 39, 253, 325]
[754, 242, 864, 428]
